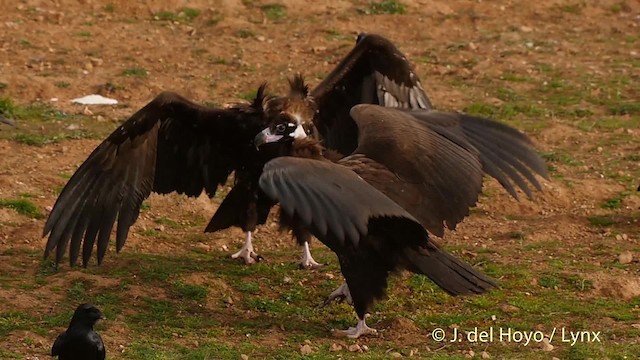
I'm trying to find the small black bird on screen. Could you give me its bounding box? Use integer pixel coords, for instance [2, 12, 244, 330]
[51, 304, 105, 360]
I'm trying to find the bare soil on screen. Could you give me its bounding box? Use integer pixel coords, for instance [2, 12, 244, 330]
[0, 0, 638, 358]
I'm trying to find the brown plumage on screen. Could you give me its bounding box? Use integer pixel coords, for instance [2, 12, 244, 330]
[254, 107, 509, 336]
[43, 88, 270, 266]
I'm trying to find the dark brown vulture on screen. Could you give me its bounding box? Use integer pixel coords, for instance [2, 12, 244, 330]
[260, 32, 436, 268]
[43, 88, 272, 266]
[251, 99, 546, 337]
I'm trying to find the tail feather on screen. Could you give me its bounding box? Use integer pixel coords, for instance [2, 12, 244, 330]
[403, 247, 497, 296]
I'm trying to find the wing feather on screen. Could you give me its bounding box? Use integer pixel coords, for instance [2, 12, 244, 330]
[44, 90, 267, 266]
[312, 33, 432, 155]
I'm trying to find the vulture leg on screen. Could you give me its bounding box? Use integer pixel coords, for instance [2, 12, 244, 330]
[333, 315, 377, 338]
[322, 282, 353, 306]
[299, 241, 322, 269]
[231, 231, 263, 264]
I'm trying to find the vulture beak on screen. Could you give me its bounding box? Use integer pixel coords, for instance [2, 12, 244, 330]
[254, 127, 283, 149]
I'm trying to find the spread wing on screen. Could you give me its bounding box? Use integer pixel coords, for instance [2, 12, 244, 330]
[344, 105, 484, 237]
[407, 109, 549, 199]
[344, 105, 547, 236]
[311, 33, 432, 155]
[44, 89, 267, 266]
[258, 157, 423, 247]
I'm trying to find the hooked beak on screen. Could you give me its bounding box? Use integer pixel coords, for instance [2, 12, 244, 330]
[254, 127, 283, 149]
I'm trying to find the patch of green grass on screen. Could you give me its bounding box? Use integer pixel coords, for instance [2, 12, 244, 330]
[587, 216, 616, 227]
[238, 89, 259, 101]
[608, 102, 640, 115]
[67, 280, 89, 301]
[601, 195, 624, 209]
[235, 29, 255, 39]
[76, 31, 92, 37]
[0, 197, 43, 219]
[0, 311, 33, 337]
[360, 0, 406, 15]
[557, 3, 584, 14]
[54, 81, 70, 88]
[153, 8, 200, 23]
[12, 131, 99, 146]
[122, 67, 148, 77]
[171, 280, 208, 301]
[261, 4, 287, 21]
[103, 4, 114, 13]
[541, 151, 582, 166]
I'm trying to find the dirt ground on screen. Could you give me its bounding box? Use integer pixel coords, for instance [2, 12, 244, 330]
[0, 0, 639, 359]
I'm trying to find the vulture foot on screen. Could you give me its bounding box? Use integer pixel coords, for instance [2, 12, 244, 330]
[299, 241, 322, 269]
[322, 282, 352, 306]
[231, 231, 263, 264]
[332, 318, 377, 338]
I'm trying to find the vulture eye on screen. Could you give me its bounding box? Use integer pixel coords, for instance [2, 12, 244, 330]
[275, 124, 287, 134]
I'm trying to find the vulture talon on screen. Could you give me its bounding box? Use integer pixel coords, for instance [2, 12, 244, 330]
[322, 282, 352, 306]
[230, 231, 262, 264]
[332, 318, 377, 338]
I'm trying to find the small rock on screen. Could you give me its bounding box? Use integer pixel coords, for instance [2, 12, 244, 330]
[83, 106, 93, 115]
[256, 36, 266, 42]
[283, 276, 292, 284]
[66, 124, 79, 131]
[390, 352, 402, 358]
[300, 344, 312, 355]
[83, 62, 93, 71]
[224, 296, 234, 305]
[240, 355, 249, 360]
[329, 343, 342, 352]
[520, 25, 533, 32]
[490, 314, 497, 321]
[312, 46, 327, 53]
[348, 344, 362, 352]
[325, 273, 335, 279]
[481, 351, 491, 359]
[541, 338, 554, 352]
[90, 57, 104, 67]
[361, 345, 369, 352]
[466, 350, 475, 358]
[500, 304, 520, 313]
[618, 251, 633, 264]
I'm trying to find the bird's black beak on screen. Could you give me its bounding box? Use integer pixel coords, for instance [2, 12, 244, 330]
[254, 127, 283, 149]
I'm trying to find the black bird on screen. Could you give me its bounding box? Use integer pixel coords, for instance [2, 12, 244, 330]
[51, 304, 105, 360]
[251, 99, 547, 337]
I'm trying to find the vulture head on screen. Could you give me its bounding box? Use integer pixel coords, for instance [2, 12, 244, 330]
[262, 74, 318, 141]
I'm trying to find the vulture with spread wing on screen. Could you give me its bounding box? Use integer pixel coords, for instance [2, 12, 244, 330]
[43, 88, 274, 266]
[250, 99, 546, 337]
